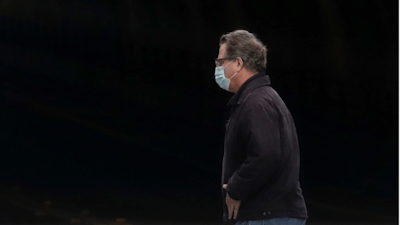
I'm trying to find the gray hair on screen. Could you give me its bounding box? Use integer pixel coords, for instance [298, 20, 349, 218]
[220, 30, 267, 73]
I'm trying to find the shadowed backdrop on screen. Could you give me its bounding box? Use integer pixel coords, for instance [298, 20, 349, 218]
[0, 0, 397, 223]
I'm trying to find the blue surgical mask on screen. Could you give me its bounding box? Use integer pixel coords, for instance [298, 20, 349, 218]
[215, 60, 238, 91]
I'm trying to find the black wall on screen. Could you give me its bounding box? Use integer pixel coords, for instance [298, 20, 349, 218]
[0, 0, 397, 222]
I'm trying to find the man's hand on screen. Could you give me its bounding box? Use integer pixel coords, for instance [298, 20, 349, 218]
[222, 184, 241, 220]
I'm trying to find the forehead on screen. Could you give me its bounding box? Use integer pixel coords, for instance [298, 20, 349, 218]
[218, 43, 226, 58]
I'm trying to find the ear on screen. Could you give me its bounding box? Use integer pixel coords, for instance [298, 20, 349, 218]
[236, 57, 245, 71]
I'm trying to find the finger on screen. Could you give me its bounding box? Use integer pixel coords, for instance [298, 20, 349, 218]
[222, 184, 228, 190]
[227, 205, 233, 219]
[233, 205, 240, 219]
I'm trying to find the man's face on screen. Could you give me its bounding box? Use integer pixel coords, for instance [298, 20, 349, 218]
[217, 44, 236, 79]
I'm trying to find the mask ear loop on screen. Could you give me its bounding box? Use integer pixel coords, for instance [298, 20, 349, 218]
[223, 59, 236, 80]
[227, 58, 243, 80]
[228, 72, 238, 80]
[223, 59, 234, 69]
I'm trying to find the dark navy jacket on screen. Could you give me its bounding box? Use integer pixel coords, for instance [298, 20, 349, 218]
[222, 72, 308, 222]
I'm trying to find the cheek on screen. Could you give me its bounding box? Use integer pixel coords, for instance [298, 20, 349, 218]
[225, 67, 234, 77]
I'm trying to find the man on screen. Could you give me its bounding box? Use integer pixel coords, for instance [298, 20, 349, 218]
[215, 30, 308, 225]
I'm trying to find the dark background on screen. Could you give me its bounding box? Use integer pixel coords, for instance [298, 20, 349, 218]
[0, 0, 397, 224]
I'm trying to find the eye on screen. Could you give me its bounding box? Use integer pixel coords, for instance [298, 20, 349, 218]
[215, 59, 222, 66]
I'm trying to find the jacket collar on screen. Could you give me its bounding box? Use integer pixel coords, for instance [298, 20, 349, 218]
[227, 72, 271, 106]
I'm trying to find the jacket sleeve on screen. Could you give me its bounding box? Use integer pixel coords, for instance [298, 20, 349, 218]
[227, 98, 281, 201]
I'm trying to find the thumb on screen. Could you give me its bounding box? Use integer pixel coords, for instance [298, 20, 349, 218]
[222, 184, 228, 190]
